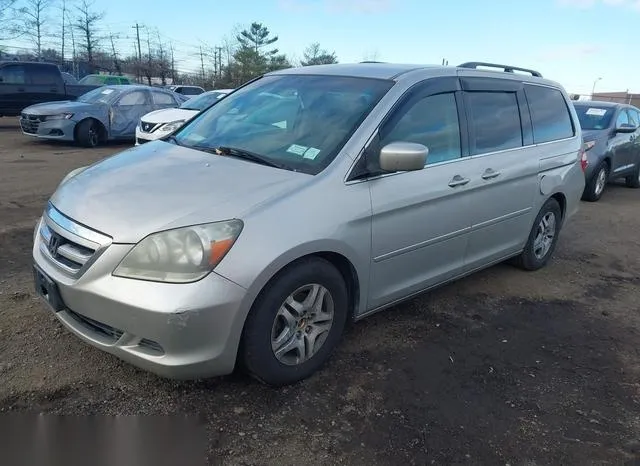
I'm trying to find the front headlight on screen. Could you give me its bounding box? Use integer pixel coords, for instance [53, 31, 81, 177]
[45, 113, 74, 121]
[113, 220, 243, 283]
[157, 120, 186, 133]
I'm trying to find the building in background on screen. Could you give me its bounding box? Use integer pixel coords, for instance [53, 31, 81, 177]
[592, 91, 640, 107]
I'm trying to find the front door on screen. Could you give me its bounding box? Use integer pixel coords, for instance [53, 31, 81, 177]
[0, 64, 28, 116]
[110, 89, 152, 138]
[610, 108, 635, 175]
[365, 78, 476, 310]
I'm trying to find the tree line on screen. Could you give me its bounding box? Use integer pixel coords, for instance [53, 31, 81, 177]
[0, 0, 339, 89]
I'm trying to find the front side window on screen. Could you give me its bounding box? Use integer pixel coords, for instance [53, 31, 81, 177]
[0, 65, 26, 84]
[466, 91, 523, 154]
[616, 109, 630, 128]
[380, 93, 461, 165]
[525, 85, 574, 143]
[184, 87, 203, 95]
[174, 75, 393, 175]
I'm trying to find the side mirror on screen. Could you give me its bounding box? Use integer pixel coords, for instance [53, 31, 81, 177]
[616, 124, 637, 134]
[379, 142, 428, 172]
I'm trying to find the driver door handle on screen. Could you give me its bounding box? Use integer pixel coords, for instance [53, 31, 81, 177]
[481, 168, 501, 180]
[448, 175, 470, 187]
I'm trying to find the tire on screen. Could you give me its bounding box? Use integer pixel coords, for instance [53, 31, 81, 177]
[512, 198, 562, 271]
[582, 161, 608, 202]
[625, 162, 640, 188]
[241, 257, 348, 386]
[75, 119, 101, 148]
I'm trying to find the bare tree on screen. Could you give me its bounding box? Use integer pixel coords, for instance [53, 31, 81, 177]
[108, 30, 121, 74]
[74, 0, 104, 69]
[59, 0, 66, 63]
[19, 0, 53, 60]
[0, 0, 21, 40]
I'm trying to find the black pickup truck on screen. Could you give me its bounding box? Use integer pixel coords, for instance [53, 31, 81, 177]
[0, 61, 102, 117]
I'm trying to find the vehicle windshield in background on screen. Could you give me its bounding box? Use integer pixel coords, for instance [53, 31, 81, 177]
[77, 87, 120, 104]
[180, 91, 227, 111]
[174, 75, 392, 175]
[573, 105, 615, 130]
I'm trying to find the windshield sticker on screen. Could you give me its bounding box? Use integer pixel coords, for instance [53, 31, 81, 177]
[287, 144, 308, 156]
[303, 147, 321, 160]
[586, 108, 607, 116]
[101, 89, 114, 94]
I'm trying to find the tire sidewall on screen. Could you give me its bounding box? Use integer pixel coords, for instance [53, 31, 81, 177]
[586, 163, 608, 201]
[241, 258, 348, 386]
[522, 199, 562, 270]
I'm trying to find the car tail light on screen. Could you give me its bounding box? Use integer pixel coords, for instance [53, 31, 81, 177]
[579, 147, 588, 172]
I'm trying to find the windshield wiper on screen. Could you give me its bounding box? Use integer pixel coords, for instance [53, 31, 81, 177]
[196, 145, 286, 169]
[165, 135, 182, 146]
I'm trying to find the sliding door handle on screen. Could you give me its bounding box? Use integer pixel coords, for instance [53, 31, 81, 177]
[481, 168, 501, 180]
[448, 175, 470, 187]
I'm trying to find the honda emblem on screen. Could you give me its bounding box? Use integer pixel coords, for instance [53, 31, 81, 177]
[48, 234, 60, 256]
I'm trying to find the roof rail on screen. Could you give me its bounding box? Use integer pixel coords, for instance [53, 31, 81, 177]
[458, 61, 542, 78]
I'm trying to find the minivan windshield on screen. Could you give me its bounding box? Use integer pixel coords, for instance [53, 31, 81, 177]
[173, 74, 393, 174]
[573, 104, 615, 130]
[180, 91, 228, 111]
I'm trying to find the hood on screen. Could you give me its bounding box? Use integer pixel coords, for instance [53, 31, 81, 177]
[22, 100, 94, 115]
[50, 141, 310, 243]
[582, 128, 608, 141]
[140, 107, 199, 124]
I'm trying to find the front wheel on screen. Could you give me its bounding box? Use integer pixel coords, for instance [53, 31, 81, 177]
[512, 198, 562, 271]
[75, 119, 101, 148]
[240, 258, 348, 386]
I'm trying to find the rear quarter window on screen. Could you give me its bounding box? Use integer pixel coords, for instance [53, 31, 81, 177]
[525, 85, 575, 143]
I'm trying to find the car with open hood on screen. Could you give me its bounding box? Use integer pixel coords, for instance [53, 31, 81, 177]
[20, 85, 184, 147]
[32, 61, 585, 386]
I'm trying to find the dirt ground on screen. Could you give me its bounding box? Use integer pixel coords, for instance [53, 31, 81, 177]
[1, 117, 639, 465]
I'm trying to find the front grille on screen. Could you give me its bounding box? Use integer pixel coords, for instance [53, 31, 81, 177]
[139, 120, 159, 133]
[38, 203, 112, 277]
[20, 114, 43, 134]
[67, 309, 124, 342]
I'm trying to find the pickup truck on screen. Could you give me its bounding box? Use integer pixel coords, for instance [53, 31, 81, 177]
[0, 61, 102, 117]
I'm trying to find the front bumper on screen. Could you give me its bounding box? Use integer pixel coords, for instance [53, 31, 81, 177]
[32, 214, 249, 380]
[20, 117, 76, 141]
[135, 127, 166, 145]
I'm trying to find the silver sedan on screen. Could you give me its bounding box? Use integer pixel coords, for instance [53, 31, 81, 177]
[19, 85, 184, 147]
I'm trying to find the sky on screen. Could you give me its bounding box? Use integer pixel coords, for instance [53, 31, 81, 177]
[4, 0, 637, 94]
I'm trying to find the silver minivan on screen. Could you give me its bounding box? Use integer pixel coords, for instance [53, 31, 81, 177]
[32, 62, 586, 386]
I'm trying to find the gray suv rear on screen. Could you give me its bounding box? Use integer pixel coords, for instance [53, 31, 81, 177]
[32, 61, 586, 386]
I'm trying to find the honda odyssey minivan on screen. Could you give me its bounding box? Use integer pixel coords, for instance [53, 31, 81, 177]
[32, 62, 586, 386]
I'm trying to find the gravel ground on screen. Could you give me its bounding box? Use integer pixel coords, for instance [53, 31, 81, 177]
[1, 118, 640, 465]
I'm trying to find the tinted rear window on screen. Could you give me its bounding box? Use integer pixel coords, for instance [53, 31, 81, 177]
[573, 105, 615, 130]
[525, 85, 574, 143]
[465, 91, 523, 154]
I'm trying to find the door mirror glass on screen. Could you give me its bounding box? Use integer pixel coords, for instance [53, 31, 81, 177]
[379, 142, 428, 172]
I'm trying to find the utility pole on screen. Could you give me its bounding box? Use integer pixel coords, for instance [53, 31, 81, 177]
[170, 43, 175, 84]
[216, 46, 223, 80]
[146, 29, 152, 85]
[199, 45, 205, 84]
[66, 10, 77, 78]
[61, 0, 66, 65]
[132, 22, 143, 82]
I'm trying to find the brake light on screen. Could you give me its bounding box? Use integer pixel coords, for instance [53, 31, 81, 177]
[579, 147, 588, 172]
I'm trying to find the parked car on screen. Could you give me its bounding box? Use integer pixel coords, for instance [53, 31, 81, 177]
[78, 74, 132, 85]
[166, 85, 205, 97]
[572, 101, 640, 201]
[136, 89, 233, 144]
[32, 61, 585, 386]
[0, 61, 101, 117]
[20, 85, 183, 147]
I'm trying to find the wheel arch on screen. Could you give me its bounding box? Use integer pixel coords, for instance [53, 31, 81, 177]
[73, 117, 108, 143]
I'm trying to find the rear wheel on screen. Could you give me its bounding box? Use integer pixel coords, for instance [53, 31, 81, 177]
[582, 161, 608, 202]
[625, 162, 640, 188]
[512, 198, 562, 271]
[241, 258, 348, 386]
[76, 119, 101, 148]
